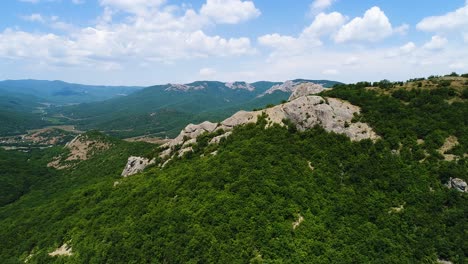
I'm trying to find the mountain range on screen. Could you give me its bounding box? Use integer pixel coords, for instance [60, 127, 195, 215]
[0, 79, 341, 137]
[0, 75, 466, 263]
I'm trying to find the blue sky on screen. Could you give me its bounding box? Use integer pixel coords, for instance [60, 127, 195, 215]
[0, 0, 467, 85]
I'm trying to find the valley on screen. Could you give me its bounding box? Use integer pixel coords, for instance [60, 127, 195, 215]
[0, 75, 466, 263]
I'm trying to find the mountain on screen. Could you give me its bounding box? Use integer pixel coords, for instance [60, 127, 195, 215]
[53, 80, 341, 138]
[0, 79, 143, 105]
[0, 92, 48, 135]
[0, 75, 466, 263]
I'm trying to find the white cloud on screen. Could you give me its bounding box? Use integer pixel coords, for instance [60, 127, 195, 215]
[343, 56, 359, 66]
[449, 62, 465, 70]
[309, 0, 336, 14]
[258, 12, 345, 56]
[400, 42, 416, 54]
[199, 67, 216, 77]
[200, 0, 260, 24]
[417, 4, 468, 32]
[21, 14, 75, 31]
[99, 0, 166, 15]
[334, 6, 394, 43]
[21, 14, 45, 23]
[258, 33, 302, 50]
[394, 24, 409, 35]
[19, 0, 40, 3]
[302, 12, 346, 38]
[0, 0, 256, 69]
[423, 35, 448, 50]
[72, 0, 84, 4]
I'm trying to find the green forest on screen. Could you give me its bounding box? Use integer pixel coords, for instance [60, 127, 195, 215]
[0, 76, 466, 263]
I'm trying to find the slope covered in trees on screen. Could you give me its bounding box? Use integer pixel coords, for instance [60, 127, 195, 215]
[0, 76, 466, 263]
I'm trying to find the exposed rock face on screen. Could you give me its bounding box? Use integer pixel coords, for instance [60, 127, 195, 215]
[210, 132, 232, 144]
[165, 83, 205, 92]
[121, 156, 154, 177]
[288, 83, 326, 101]
[260, 80, 297, 96]
[225, 82, 255, 91]
[446, 178, 467, 192]
[159, 95, 379, 160]
[48, 134, 111, 170]
[64, 135, 111, 161]
[260, 80, 325, 97]
[166, 121, 218, 148]
[48, 244, 73, 257]
[293, 214, 304, 230]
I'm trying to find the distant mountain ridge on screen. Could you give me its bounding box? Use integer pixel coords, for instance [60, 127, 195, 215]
[160, 79, 339, 94]
[0, 79, 143, 104]
[53, 79, 342, 138]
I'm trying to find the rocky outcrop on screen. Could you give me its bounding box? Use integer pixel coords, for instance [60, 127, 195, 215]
[259, 80, 325, 97]
[446, 178, 467, 192]
[48, 134, 111, 170]
[48, 244, 73, 257]
[159, 95, 379, 160]
[64, 135, 111, 161]
[165, 121, 218, 148]
[288, 83, 325, 101]
[225, 82, 255, 91]
[165, 83, 205, 92]
[121, 156, 154, 177]
[293, 214, 304, 230]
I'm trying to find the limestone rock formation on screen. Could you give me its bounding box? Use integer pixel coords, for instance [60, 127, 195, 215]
[225, 82, 255, 91]
[159, 95, 379, 160]
[165, 121, 218, 148]
[446, 177, 467, 192]
[48, 134, 111, 170]
[259, 80, 326, 97]
[121, 156, 154, 177]
[288, 83, 326, 101]
[48, 244, 73, 257]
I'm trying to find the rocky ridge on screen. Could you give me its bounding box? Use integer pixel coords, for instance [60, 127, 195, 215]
[260, 80, 326, 97]
[121, 156, 155, 177]
[48, 134, 111, 170]
[158, 85, 378, 162]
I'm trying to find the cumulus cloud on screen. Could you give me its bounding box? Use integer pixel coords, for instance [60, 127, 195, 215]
[400, 42, 416, 54]
[99, 0, 166, 15]
[334, 6, 394, 43]
[423, 35, 448, 50]
[416, 4, 468, 32]
[309, 0, 336, 14]
[0, 0, 256, 69]
[258, 12, 345, 56]
[21, 14, 45, 23]
[302, 12, 346, 38]
[200, 0, 260, 24]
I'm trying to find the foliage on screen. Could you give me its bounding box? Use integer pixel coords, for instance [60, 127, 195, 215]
[0, 78, 466, 263]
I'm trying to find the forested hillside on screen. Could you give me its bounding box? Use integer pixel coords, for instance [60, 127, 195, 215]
[0, 75, 466, 263]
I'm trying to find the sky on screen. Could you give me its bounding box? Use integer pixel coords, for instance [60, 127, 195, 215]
[0, 0, 467, 86]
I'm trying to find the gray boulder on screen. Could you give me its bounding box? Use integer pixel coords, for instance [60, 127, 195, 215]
[446, 178, 467, 192]
[121, 156, 154, 177]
